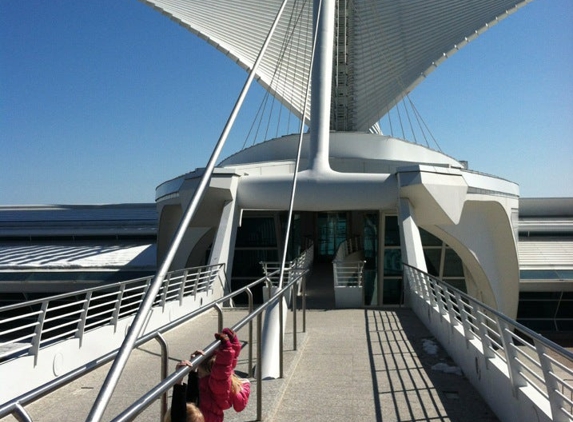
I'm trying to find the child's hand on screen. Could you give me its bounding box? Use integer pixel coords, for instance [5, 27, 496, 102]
[222, 328, 236, 340]
[190, 350, 205, 360]
[174, 360, 192, 384]
[214, 332, 229, 342]
[176, 359, 193, 370]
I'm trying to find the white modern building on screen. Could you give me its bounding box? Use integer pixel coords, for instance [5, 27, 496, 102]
[149, 0, 533, 319]
[1, 0, 571, 335]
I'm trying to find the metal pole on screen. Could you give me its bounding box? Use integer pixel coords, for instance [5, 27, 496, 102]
[154, 333, 169, 421]
[86, 2, 291, 420]
[308, 0, 335, 173]
[256, 312, 263, 421]
[292, 281, 297, 350]
[246, 288, 254, 378]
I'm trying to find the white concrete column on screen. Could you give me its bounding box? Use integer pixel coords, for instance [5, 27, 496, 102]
[398, 198, 427, 271]
[398, 198, 427, 306]
[208, 200, 240, 296]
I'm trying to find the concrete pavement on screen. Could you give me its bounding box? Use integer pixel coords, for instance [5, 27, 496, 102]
[1, 264, 500, 421]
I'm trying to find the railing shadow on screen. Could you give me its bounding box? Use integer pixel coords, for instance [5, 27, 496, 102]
[364, 308, 500, 422]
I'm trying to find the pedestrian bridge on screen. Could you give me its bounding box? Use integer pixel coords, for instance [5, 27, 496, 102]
[0, 259, 571, 422]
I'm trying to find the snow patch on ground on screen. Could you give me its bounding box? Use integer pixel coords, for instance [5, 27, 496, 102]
[422, 338, 463, 376]
[422, 338, 439, 355]
[431, 362, 463, 376]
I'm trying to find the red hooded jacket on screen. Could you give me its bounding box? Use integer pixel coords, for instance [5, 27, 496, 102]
[222, 328, 251, 413]
[198, 335, 235, 422]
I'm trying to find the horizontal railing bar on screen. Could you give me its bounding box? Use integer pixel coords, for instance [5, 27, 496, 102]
[403, 262, 573, 422]
[0, 310, 43, 325]
[0, 267, 282, 419]
[0, 321, 39, 337]
[39, 321, 79, 336]
[43, 309, 84, 323]
[39, 329, 79, 346]
[111, 268, 306, 422]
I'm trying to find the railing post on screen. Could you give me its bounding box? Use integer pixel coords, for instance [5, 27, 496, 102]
[498, 317, 527, 398]
[154, 333, 169, 421]
[454, 291, 474, 347]
[535, 340, 567, 422]
[179, 270, 188, 303]
[13, 403, 32, 422]
[76, 291, 92, 347]
[279, 294, 284, 378]
[292, 278, 297, 351]
[246, 288, 254, 378]
[476, 309, 495, 367]
[111, 284, 127, 331]
[256, 312, 263, 421]
[193, 270, 199, 296]
[161, 274, 171, 308]
[31, 301, 49, 365]
[302, 276, 307, 332]
[214, 303, 223, 333]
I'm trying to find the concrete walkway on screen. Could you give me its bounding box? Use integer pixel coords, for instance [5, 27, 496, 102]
[1, 263, 500, 422]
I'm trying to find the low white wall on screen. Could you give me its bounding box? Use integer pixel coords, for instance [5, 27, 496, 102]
[0, 289, 217, 405]
[410, 294, 553, 422]
[334, 286, 362, 308]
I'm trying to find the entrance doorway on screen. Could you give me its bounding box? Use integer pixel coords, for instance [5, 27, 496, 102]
[316, 212, 348, 261]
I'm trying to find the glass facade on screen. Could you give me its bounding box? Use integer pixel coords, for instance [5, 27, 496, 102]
[420, 228, 466, 293]
[231, 211, 468, 307]
[317, 212, 347, 259]
[517, 291, 573, 332]
[231, 214, 279, 303]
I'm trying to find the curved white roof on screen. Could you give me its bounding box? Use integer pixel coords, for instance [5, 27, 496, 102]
[141, 0, 532, 131]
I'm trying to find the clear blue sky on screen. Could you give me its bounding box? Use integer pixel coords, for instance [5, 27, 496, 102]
[1, 0, 572, 205]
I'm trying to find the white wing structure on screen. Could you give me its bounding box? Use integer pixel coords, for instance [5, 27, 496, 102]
[141, 0, 532, 131]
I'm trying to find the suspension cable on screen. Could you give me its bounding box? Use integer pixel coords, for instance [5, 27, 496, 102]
[278, 0, 320, 290]
[86, 2, 292, 420]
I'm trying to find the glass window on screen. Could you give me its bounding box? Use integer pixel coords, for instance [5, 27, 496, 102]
[445, 279, 467, 293]
[384, 216, 400, 246]
[517, 300, 559, 319]
[420, 229, 442, 246]
[519, 291, 562, 300]
[317, 213, 347, 257]
[231, 249, 278, 278]
[443, 249, 464, 277]
[556, 301, 573, 318]
[363, 213, 378, 263]
[520, 270, 560, 280]
[383, 278, 402, 304]
[383, 249, 402, 276]
[235, 217, 277, 247]
[423, 249, 441, 277]
[557, 270, 573, 280]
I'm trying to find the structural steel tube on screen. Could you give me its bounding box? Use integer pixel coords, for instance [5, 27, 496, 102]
[86, 4, 291, 419]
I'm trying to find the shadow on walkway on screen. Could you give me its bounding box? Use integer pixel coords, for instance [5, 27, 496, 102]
[365, 309, 500, 422]
[304, 262, 336, 309]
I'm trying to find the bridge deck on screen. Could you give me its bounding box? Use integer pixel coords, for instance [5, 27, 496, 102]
[1, 264, 500, 422]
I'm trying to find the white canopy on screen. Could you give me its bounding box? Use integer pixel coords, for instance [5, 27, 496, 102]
[141, 0, 532, 130]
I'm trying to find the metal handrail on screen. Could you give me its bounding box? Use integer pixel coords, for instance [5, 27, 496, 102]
[0, 266, 308, 421]
[110, 266, 308, 422]
[0, 264, 224, 363]
[403, 263, 573, 422]
[260, 242, 314, 286]
[332, 260, 366, 287]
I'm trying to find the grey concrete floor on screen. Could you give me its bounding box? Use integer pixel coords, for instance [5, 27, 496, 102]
[1, 263, 501, 422]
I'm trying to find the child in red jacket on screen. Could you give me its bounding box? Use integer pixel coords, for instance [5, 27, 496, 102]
[195, 331, 236, 422]
[167, 330, 234, 422]
[221, 328, 251, 412]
